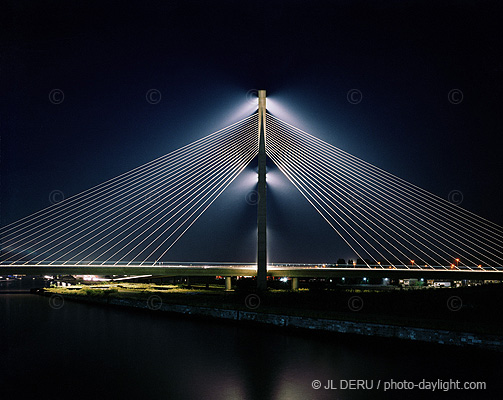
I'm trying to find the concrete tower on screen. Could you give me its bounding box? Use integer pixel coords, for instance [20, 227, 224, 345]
[257, 90, 267, 290]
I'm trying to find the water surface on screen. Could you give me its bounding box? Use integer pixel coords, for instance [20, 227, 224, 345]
[1, 285, 502, 399]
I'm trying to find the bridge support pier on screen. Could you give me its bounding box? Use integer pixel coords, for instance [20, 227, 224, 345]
[291, 277, 299, 291]
[225, 276, 232, 291]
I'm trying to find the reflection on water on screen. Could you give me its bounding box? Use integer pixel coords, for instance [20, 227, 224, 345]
[1, 282, 502, 399]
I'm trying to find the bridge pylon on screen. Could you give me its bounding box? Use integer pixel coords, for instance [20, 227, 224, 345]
[257, 90, 267, 290]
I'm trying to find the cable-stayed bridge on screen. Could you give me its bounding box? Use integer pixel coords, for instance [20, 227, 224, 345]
[1, 91, 503, 286]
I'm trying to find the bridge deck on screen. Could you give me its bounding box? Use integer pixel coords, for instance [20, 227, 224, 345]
[1, 263, 502, 280]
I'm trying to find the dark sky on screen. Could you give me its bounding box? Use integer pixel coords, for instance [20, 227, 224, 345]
[2, 0, 502, 263]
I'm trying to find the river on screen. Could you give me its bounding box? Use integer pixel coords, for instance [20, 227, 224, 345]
[1, 279, 502, 399]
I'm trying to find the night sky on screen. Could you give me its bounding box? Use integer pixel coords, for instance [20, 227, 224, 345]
[2, 0, 502, 263]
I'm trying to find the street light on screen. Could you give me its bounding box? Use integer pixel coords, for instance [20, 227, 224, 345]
[455, 258, 460, 268]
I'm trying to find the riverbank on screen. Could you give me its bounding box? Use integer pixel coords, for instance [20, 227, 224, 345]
[36, 283, 503, 352]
